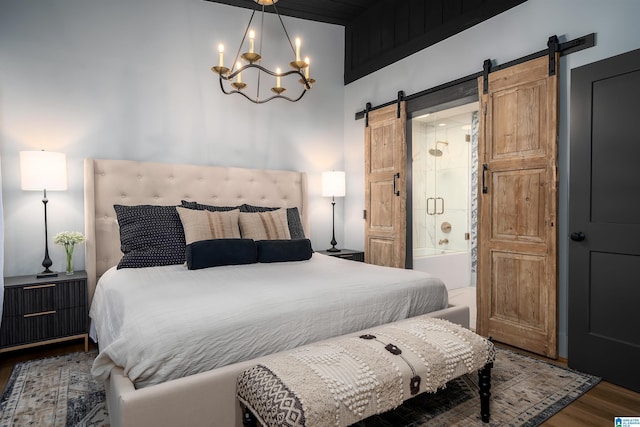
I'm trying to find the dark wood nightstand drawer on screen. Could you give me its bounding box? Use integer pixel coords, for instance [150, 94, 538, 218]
[0, 307, 87, 347]
[3, 283, 56, 315]
[3, 277, 86, 316]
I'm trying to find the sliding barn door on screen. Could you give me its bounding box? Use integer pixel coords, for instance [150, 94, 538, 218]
[477, 55, 559, 358]
[364, 102, 407, 268]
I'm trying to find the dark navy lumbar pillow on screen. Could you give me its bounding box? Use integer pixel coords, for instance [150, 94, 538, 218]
[185, 238, 257, 270]
[256, 239, 313, 263]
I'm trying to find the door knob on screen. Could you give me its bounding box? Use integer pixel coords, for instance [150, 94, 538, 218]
[570, 231, 585, 242]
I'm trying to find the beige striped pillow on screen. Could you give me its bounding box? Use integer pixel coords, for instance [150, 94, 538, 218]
[239, 209, 291, 240]
[176, 207, 241, 244]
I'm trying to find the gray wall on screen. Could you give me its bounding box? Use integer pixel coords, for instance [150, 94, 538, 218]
[0, 0, 345, 276]
[343, 0, 640, 357]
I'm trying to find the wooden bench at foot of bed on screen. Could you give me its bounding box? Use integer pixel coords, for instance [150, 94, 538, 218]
[237, 316, 495, 427]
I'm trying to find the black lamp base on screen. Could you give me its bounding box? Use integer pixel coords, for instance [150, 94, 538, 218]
[37, 192, 58, 279]
[326, 198, 341, 253]
[36, 270, 58, 279]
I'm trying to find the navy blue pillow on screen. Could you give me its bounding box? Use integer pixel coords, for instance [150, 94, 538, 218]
[114, 205, 186, 269]
[240, 204, 306, 240]
[256, 239, 313, 263]
[185, 238, 257, 270]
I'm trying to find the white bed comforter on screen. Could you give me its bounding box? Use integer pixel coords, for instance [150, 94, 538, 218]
[90, 253, 448, 388]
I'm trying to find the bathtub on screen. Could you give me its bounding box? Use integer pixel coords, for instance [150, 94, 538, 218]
[413, 249, 470, 290]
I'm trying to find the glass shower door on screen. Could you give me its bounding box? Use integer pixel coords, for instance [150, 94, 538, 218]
[412, 104, 476, 256]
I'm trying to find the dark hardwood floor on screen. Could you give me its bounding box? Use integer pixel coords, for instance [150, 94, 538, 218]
[1, 340, 639, 425]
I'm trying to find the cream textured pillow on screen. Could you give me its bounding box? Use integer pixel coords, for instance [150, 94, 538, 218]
[176, 207, 241, 245]
[239, 209, 291, 240]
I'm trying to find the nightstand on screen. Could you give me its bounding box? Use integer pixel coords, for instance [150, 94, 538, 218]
[0, 271, 89, 353]
[316, 249, 365, 262]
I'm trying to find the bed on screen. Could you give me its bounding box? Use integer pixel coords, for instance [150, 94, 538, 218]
[84, 158, 470, 427]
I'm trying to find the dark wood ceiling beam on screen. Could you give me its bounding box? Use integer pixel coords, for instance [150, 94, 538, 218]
[344, 0, 528, 84]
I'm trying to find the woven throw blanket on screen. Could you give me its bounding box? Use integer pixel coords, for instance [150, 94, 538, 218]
[237, 317, 495, 427]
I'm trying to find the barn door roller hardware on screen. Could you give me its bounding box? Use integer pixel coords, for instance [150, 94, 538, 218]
[482, 34, 592, 89]
[548, 35, 560, 76]
[397, 91, 405, 118]
[482, 59, 492, 94]
[355, 33, 594, 121]
[364, 90, 405, 127]
[365, 102, 372, 127]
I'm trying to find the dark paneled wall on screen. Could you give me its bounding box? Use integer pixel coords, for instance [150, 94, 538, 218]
[345, 0, 527, 84]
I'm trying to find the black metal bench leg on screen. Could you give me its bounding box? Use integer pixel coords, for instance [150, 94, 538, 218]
[241, 403, 257, 427]
[478, 362, 493, 423]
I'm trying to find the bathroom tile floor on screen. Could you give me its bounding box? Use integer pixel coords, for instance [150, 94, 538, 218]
[447, 286, 476, 331]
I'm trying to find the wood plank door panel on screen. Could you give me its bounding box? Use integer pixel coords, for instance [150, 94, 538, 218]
[365, 102, 406, 268]
[569, 48, 640, 392]
[477, 55, 559, 358]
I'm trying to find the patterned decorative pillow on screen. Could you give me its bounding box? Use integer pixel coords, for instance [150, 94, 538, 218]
[185, 239, 257, 270]
[239, 209, 291, 240]
[114, 204, 186, 269]
[176, 207, 241, 245]
[256, 239, 313, 263]
[240, 204, 305, 240]
[180, 200, 239, 212]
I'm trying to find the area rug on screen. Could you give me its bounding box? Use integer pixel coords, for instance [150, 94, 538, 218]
[0, 351, 107, 427]
[0, 348, 599, 427]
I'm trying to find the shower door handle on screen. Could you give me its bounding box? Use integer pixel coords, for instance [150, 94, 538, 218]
[426, 197, 435, 215]
[482, 164, 489, 194]
[393, 172, 400, 196]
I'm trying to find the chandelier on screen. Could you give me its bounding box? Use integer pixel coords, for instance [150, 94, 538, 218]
[211, 0, 315, 104]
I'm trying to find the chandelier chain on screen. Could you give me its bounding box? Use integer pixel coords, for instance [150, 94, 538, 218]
[232, 9, 256, 74]
[272, 2, 296, 56]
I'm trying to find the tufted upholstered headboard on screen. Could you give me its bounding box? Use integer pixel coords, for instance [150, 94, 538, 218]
[84, 159, 308, 301]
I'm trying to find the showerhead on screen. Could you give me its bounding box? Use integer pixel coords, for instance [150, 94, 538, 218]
[428, 141, 448, 157]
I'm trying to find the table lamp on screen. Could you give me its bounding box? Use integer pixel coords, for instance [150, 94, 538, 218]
[20, 150, 68, 278]
[321, 171, 346, 252]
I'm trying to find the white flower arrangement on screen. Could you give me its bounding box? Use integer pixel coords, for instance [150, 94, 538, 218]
[54, 231, 86, 246]
[54, 231, 86, 274]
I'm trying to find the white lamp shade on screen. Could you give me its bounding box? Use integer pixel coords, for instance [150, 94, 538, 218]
[322, 171, 346, 197]
[20, 151, 68, 191]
